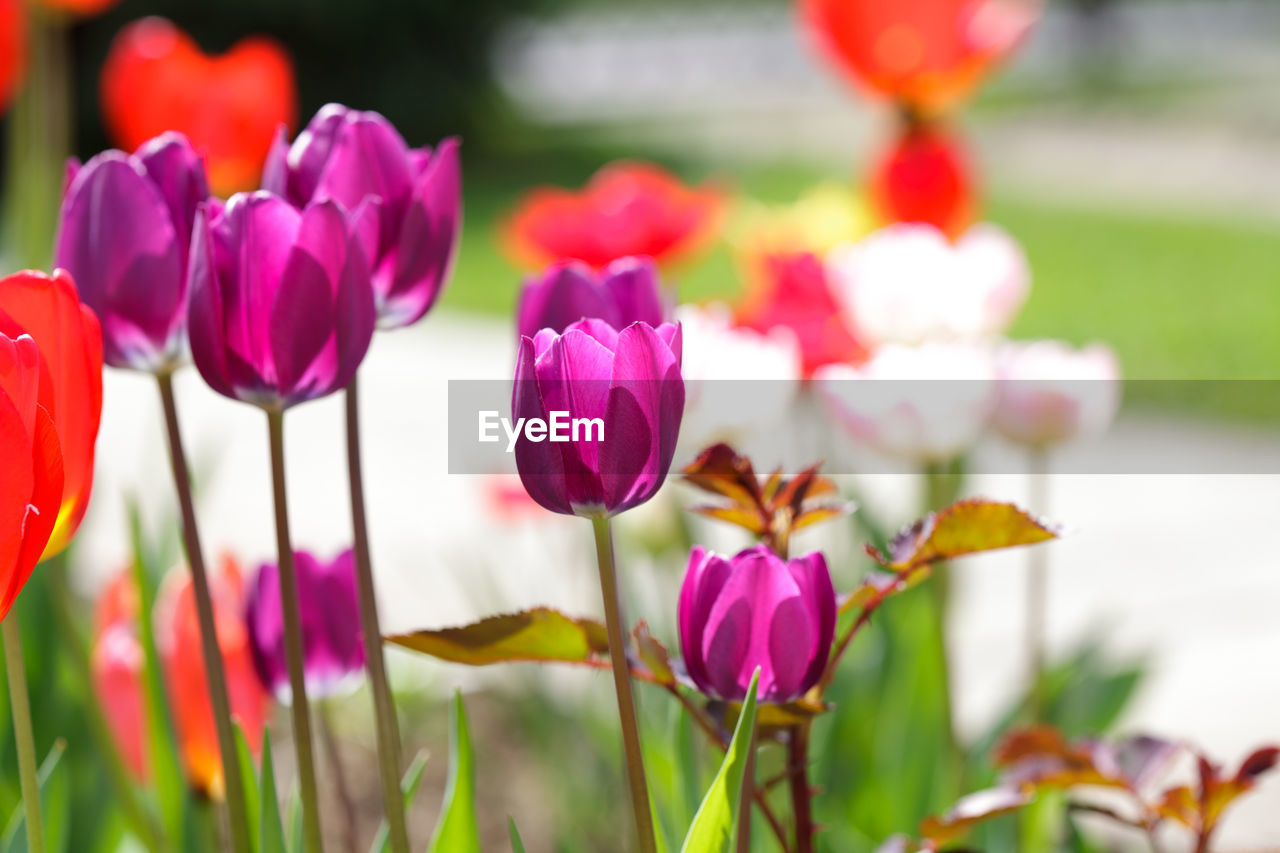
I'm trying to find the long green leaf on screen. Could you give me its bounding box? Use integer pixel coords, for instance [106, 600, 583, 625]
[507, 818, 525, 853]
[2, 740, 68, 853]
[680, 670, 760, 853]
[369, 750, 430, 853]
[426, 691, 479, 853]
[258, 730, 287, 853]
[233, 723, 261, 847]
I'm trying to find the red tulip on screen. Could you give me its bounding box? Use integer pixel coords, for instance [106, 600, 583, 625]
[94, 558, 270, 794]
[503, 161, 724, 269]
[737, 251, 868, 377]
[0, 270, 103, 558]
[800, 0, 1038, 111]
[0, 332, 63, 621]
[0, 0, 25, 117]
[100, 17, 297, 196]
[869, 122, 973, 236]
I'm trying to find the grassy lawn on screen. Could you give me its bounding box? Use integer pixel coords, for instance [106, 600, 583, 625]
[438, 155, 1280, 418]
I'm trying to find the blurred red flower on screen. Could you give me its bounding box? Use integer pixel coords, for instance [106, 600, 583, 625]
[801, 0, 1038, 111]
[93, 558, 270, 796]
[870, 122, 973, 237]
[100, 17, 297, 196]
[503, 161, 724, 269]
[0, 269, 103, 559]
[0, 0, 25, 117]
[737, 251, 868, 377]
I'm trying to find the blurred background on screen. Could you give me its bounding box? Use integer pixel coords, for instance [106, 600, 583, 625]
[2, 0, 1280, 850]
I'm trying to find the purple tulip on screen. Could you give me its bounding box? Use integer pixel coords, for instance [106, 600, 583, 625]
[262, 103, 461, 329]
[245, 549, 366, 702]
[512, 318, 685, 517]
[54, 132, 209, 371]
[187, 191, 375, 409]
[678, 544, 836, 702]
[516, 256, 669, 339]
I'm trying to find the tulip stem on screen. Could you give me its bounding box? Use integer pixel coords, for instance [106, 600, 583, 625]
[343, 377, 411, 853]
[3, 616, 43, 853]
[787, 724, 816, 853]
[266, 409, 326, 853]
[156, 372, 253, 853]
[924, 460, 963, 792]
[1026, 448, 1050, 720]
[589, 516, 657, 853]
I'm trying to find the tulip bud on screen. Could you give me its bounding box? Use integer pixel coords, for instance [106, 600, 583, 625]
[56, 132, 210, 372]
[262, 103, 461, 328]
[827, 222, 1029, 347]
[993, 340, 1121, 448]
[678, 544, 836, 703]
[517, 257, 668, 340]
[187, 191, 376, 409]
[245, 549, 366, 703]
[512, 318, 685, 517]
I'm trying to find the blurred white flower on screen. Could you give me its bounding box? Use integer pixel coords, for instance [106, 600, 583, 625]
[814, 341, 997, 463]
[827, 222, 1030, 346]
[676, 302, 802, 447]
[992, 340, 1121, 448]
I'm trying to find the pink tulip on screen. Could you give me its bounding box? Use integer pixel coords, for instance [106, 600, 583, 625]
[678, 544, 835, 702]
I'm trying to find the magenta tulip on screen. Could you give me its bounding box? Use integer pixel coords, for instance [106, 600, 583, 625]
[55, 132, 209, 372]
[512, 318, 684, 517]
[262, 103, 461, 328]
[516, 256, 668, 339]
[245, 549, 365, 702]
[187, 191, 375, 408]
[678, 544, 836, 702]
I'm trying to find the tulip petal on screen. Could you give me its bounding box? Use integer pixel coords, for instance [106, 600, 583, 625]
[599, 322, 684, 514]
[271, 201, 346, 398]
[383, 136, 461, 326]
[786, 551, 836, 695]
[3, 404, 63, 617]
[516, 261, 614, 340]
[602, 257, 666, 329]
[512, 336, 571, 514]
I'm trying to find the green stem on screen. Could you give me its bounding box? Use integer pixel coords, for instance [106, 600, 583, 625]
[343, 377, 410, 853]
[1026, 448, 1050, 720]
[266, 410, 325, 853]
[318, 703, 358, 853]
[589, 516, 657, 853]
[3, 615, 44, 853]
[1, 7, 70, 268]
[156, 373, 252, 853]
[923, 459, 963, 788]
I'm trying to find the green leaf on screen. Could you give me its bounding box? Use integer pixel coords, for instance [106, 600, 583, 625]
[507, 818, 526, 853]
[233, 723, 261, 847]
[869, 500, 1059, 572]
[128, 506, 188, 845]
[369, 750, 430, 853]
[680, 669, 760, 853]
[2, 740, 69, 853]
[427, 691, 479, 853]
[389, 608, 608, 667]
[258, 730, 287, 853]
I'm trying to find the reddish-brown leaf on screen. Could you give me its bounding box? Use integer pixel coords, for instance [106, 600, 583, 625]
[633, 622, 677, 687]
[919, 787, 1032, 845]
[388, 607, 609, 666]
[682, 443, 764, 510]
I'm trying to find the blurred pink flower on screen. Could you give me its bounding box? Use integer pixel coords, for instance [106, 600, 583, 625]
[815, 340, 997, 462]
[993, 340, 1121, 448]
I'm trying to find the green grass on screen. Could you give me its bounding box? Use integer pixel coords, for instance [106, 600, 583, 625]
[438, 156, 1280, 417]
